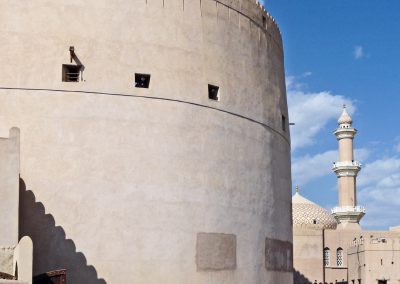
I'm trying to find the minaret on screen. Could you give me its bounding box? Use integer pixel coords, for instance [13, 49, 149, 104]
[331, 105, 365, 230]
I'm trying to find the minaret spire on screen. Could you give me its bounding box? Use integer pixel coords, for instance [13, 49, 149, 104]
[331, 105, 365, 230]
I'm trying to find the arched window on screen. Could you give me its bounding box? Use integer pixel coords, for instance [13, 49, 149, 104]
[323, 248, 330, 266]
[337, 248, 343, 266]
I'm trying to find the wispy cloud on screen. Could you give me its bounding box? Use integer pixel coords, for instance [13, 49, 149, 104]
[354, 46, 365, 60]
[395, 141, 400, 153]
[358, 156, 400, 228]
[292, 150, 337, 185]
[292, 148, 370, 186]
[287, 75, 354, 151]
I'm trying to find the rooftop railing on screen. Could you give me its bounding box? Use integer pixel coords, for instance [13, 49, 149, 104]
[332, 161, 362, 168]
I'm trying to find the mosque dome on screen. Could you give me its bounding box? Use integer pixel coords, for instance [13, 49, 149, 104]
[292, 189, 337, 230]
[338, 105, 352, 125]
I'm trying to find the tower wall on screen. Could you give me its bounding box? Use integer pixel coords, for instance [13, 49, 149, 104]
[0, 1, 292, 283]
[338, 138, 354, 161]
[0, 128, 20, 246]
[339, 177, 356, 207]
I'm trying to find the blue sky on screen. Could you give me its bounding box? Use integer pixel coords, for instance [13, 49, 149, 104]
[262, 0, 400, 229]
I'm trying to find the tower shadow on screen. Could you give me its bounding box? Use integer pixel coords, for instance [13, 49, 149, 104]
[19, 178, 107, 284]
[293, 269, 313, 284]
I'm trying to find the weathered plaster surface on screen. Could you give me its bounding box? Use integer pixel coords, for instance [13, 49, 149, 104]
[0, 1, 292, 283]
[0, 128, 20, 246]
[196, 233, 236, 271]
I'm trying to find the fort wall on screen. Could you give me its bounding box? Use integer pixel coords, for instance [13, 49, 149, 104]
[0, 128, 20, 246]
[0, 1, 292, 283]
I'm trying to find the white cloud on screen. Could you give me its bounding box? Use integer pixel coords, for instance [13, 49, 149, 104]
[395, 142, 400, 153]
[358, 157, 400, 187]
[354, 46, 364, 60]
[292, 148, 370, 186]
[287, 78, 354, 151]
[292, 150, 336, 185]
[357, 156, 400, 229]
[355, 148, 371, 163]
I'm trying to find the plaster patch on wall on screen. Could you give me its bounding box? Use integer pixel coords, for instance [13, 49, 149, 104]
[265, 238, 293, 272]
[196, 232, 236, 271]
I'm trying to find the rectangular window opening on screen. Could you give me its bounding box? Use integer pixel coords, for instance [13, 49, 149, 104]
[135, 73, 151, 88]
[62, 64, 82, 82]
[208, 84, 220, 101]
[262, 16, 267, 28]
[282, 115, 286, 132]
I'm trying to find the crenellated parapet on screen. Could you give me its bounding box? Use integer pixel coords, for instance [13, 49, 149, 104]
[142, 0, 283, 51]
[208, 0, 283, 49]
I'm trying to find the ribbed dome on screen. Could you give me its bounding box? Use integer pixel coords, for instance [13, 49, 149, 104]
[292, 192, 337, 230]
[338, 105, 352, 125]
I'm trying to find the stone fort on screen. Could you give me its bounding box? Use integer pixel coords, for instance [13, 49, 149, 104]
[0, 0, 293, 283]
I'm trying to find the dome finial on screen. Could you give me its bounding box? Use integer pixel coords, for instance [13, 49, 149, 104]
[296, 185, 299, 193]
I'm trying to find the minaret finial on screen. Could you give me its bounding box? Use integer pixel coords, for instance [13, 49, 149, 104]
[338, 104, 352, 125]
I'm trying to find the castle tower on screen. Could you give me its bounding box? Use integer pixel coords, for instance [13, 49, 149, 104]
[0, 1, 292, 283]
[331, 105, 365, 230]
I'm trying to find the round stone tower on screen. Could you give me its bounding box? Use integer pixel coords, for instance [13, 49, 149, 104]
[0, 1, 292, 283]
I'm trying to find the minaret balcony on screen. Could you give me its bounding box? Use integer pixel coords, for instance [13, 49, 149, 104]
[332, 161, 361, 177]
[331, 206, 365, 214]
[331, 206, 366, 225]
[334, 127, 357, 140]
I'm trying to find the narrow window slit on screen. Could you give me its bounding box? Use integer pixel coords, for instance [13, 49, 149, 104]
[135, 73, 151, 88]
[262, 15, 267, 28]
[282, 115, 286, 131]
[208, 84, 220, 101]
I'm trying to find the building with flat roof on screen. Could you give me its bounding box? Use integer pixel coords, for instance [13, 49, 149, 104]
[293, 106, 400, 284]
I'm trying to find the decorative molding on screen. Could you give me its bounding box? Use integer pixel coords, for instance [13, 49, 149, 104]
[332, 161, 361, 177]
[334, 128, 357, 140]
[331, 206, 365, 214]
[331, 206, 365, 224]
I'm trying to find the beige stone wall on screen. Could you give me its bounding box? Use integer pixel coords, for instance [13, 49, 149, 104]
[0, 1, 292, 283]
[338, 138, 354, 162]
[338, 177, 356, 206]
[348, 237, 400, 284]
[293, 227, 324, 283]
[324, 230, 400, 284]
[0, 128, 20, 246]
[294, 228, 400, 284]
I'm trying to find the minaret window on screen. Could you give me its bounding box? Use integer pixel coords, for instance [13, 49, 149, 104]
[336, 248, 343, 266]
[323, 248, 330, 266]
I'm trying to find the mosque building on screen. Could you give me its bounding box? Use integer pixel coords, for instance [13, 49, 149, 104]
[293, 106, 400, 284]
